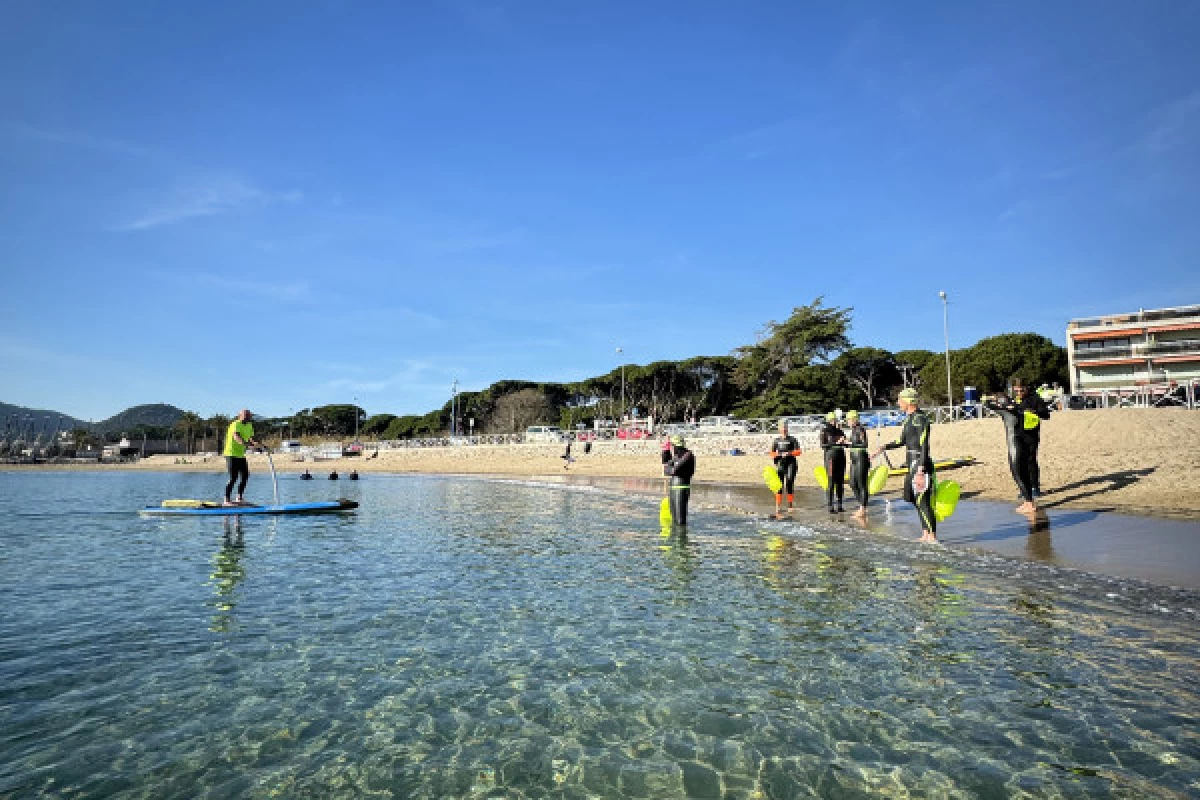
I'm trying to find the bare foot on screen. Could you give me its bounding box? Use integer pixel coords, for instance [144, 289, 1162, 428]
[223, 500, 237, 507]
[919, 531, 938, 544]
[853, 508, 867, 520]
[1015, 502, 1037, 514]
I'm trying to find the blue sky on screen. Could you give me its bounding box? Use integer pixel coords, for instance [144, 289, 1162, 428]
[2, 1, 1198, 420]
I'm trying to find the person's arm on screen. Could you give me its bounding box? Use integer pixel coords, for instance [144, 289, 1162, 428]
[1035, 395, 1051, 420]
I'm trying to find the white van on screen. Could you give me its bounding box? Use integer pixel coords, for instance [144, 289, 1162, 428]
[525, 425, 565, 443]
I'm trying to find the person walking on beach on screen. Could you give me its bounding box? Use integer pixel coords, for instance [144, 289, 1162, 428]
[820, 412, 847, 513]
[984, 391, 1032, 508]
[663, 434, 695, 526]
[770, 420, 801, 513]
[874, 389, 937, 543]
[1014, 379, 1051, 497]
[223, 409, 262, 506]
[845, 410, 871, 519]
[561, 437, 574, 470]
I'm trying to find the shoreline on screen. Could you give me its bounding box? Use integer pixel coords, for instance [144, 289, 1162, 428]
[5, 408, 1199, 521]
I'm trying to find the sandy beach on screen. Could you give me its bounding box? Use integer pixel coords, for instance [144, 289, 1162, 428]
[9, 408, 1200, 519]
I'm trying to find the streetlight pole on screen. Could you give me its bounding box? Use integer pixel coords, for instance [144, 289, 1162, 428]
[353, 396, 359, 443]
[615, 346, 625, 420]
[451, 379, 459, 437]
[939, 291, 953, 414]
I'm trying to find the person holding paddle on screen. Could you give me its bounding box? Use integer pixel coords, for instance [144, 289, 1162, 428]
[223, 409, 263, 506]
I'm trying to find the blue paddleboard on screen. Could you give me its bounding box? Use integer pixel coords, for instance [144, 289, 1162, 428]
[140, 500, 358, 516]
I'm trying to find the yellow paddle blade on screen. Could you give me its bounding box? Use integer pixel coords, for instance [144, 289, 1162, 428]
[868, 464, 889, 495]
[813, 465, 828, 490]
[762, 465, 783, 494]
[161, 499, 214, 508]
[659, 497, 673, 525]
[934, 480, 961, 522]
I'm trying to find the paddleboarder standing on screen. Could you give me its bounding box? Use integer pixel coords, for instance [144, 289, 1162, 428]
[224, 409, 263, 506]
[874, 389, 937, 543]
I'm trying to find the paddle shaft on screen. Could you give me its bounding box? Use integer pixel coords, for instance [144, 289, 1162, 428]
[265, 450, 280, 506]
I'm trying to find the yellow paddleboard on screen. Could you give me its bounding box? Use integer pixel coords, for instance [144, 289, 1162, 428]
[813, 465, 828, 490]
[934, 480, 961, 522]
[887, 457, 976, 476]
[660, 497, 672, 525]
[867, 464, 889, 495]
[763, 465, 783, 494]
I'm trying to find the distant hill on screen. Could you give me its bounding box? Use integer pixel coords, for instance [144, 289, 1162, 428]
[0, 402, 184, 435]
[0, 402, 84, 435]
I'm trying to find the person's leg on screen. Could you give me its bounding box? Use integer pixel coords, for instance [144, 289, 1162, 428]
[832, 451, 846, 511]
[916, 463, 937, 540]
[677, 487, 689, 526]
[1029, 436, 1041, 494]
[1014, 440, 1037, 512]
[225, 457, 238, 503]
[775, 462, 786, 511]
[784, 462, 797, 508]
[236, 458, 249, 502]
[824, 452, 836, 511]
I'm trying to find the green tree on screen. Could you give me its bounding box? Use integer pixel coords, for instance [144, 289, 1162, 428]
[174, 411, 203, 454]
[733, 298, 852, 395]
[362, 414, 397, 437]
[917, 333, 1067, 403]
[833, 348, 900, 409]
[892, 349, 938, 393]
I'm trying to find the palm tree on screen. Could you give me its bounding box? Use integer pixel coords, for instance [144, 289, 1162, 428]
[175, 411, 203, 455]
[206, 414, 231, 453]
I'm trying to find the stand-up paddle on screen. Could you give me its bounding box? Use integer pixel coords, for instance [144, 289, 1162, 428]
[265, 448, 280, 506]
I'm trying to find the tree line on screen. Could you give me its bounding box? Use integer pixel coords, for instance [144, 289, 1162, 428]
[147, 298, 1067, 444]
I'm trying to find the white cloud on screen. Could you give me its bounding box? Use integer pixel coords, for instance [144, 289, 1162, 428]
[116, 174, 303, 231]
[1, 120, 159, 160]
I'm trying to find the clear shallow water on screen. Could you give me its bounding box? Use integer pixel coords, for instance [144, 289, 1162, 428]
[1, 472, 1198, 798]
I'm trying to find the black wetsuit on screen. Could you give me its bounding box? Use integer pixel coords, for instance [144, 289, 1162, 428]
[771, 434, 800, 504]
[846, 423, 871, 510]
[819, 423, 847, 511]
[884, 409, 936, 534]
[985, 398, 1035, 503]
[1016, 394, 1051, 493]
[225, 457, 248, 501]
[664, 446, 695, 525]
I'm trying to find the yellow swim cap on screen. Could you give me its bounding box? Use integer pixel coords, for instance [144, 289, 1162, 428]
[825, 412, 836, 422]
[846, 410, 859, 420]
[898, 388, 918, 402]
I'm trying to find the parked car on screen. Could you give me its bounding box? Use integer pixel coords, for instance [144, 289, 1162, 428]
[697, 415, 749, 434]
[779, 415, 822, 433]
[525, 425, 566, 443]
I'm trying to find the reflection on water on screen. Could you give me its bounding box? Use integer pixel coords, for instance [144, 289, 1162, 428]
[210, 517, 246, 633]
[0, 472, 1198, 798]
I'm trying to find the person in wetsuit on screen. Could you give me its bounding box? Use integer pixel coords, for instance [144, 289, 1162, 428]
[819, 412, 847, 513]
[223, 409, 263, 506]
[1013, 379, 1050, 497]
[663, 434, 695, 526]
[874, 388, 937, 542]
[984, 392, 1031, 506]
[770, 420, 801, 512]
[845, 410, 871, 518]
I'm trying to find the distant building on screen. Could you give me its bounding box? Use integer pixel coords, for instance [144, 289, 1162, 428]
[1066, 305, 1200, 398]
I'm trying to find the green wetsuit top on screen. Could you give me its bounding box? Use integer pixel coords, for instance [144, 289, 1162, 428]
[224, 420, 254, 457]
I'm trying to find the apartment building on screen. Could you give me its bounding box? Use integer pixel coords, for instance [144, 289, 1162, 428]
[1066, 305, 1200, 396]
